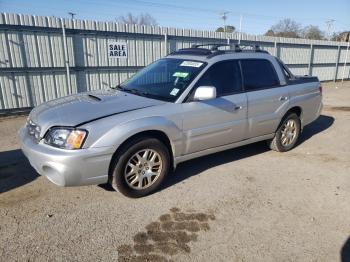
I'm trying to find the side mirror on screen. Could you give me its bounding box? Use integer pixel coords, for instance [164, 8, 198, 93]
[193, 86, 217, 101]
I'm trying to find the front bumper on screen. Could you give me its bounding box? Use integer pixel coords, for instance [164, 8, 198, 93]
[19, 127, 114, 186]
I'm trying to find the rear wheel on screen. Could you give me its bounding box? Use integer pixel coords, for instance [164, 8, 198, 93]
[269, 113, 301, 152]
[110, 137, 170, 198]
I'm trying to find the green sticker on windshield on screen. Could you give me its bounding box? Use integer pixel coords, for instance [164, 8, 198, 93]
[173, 72, 189, 78]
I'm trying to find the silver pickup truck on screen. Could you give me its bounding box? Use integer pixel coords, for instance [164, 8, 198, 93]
[19, 44, 322, 197]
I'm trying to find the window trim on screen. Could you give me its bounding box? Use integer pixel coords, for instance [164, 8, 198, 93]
[239, 58, 282, 92]
[184, 59, 244, 102]
[281, 64, 292, 80]
[275, 58, 298, 85]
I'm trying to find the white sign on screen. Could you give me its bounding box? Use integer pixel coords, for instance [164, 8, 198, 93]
[108, 42, 128, 58]
[170, 88, 180, 96]
[180, 61, 203, 67]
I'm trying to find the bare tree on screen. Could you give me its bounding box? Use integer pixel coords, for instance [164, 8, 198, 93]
[265, 18, 302, 38]
[331, 31, 350, 42]
[302, 25, 325, 40]
[216, 25, 235, 33]
[117, 13, 158, 26]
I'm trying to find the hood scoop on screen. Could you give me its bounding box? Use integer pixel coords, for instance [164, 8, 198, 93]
[88, 94, 102, 101]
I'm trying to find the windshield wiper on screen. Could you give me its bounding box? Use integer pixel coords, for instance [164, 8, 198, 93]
[115, 86, 166, 101]
[112, 85, 146, 96]
[112, 84, 124, 90]
[123, 88, 150, 97]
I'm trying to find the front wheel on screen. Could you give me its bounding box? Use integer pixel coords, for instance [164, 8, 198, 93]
[110, 137, 170, 198]
[268, 113, 301, 152]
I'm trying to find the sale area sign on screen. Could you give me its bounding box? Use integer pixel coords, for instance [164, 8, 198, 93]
[108, 42, 128, 58]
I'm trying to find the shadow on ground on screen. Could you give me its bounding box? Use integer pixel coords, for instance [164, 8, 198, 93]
[298, 115, 334, 145]
[341, 237, 350, 262]
[162, 114, 334, 190]
[0, 149, 38, 194]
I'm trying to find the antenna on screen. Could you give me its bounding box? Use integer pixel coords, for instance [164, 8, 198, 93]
[68, 12, 76, 19]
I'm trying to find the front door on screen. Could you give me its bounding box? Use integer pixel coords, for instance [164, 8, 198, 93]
[182, 60, 248, 154]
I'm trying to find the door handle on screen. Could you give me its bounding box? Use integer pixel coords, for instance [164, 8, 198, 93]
[234, 105, 243, 111]
[279, 96, 288, 101]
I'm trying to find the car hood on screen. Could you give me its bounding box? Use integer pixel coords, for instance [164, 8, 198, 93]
[28, 89, 165, 136]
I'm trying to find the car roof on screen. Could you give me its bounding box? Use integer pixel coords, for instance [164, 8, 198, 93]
[166, 44, 275, 63]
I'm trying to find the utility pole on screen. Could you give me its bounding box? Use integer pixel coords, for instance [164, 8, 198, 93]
[325, 19, 335, 40]
[220, 11, 229, 33]
[68, 12, 76, 19]
[238, 14, 243, 44]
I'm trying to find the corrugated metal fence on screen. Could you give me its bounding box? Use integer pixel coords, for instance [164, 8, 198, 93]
[0, 13, 349, 111]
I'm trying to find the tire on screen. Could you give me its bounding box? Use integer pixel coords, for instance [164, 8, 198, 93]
[110, 137, 170, 198]
[268, 113, 301, 152]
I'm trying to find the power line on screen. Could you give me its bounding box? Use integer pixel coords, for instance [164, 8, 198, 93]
[2, 0, 348, 35]
[112, 0, 340, 23]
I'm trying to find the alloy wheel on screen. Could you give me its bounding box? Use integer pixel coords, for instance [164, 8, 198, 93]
[124, 149, 163, 190]
[281, 119, 298, 146]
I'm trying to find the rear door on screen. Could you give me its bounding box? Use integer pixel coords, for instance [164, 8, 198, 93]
[241, 59, 289, 139]
[182, 60, 248, 154]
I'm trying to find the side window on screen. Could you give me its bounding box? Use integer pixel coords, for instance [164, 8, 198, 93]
[195, 60, 242, 97]
[277, 59, 293, 80]
[241, 59, 280, 91]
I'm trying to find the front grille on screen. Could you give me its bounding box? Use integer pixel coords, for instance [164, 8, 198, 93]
[27, 119, 41, 142]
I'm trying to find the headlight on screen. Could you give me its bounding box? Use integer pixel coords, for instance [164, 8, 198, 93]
[44, 128, 87, 149]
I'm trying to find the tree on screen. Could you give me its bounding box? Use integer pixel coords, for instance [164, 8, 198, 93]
[265, 18, 301, 38]
[216, 25, 235, 33]
[331, 31, 350, 42]
[264, 29, 275, 37]
[117, 13, 158, 26]
[302, 25, 324, 40]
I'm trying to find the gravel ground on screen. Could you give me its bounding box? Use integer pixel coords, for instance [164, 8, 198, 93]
[0, 81, 349, 262]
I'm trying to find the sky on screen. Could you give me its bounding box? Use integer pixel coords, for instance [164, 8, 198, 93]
[0, 0, 349, 35]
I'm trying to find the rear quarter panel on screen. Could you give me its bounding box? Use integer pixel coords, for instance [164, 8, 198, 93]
[287, 81, 322, 127]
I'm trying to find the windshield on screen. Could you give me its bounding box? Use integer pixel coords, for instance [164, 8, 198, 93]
[117, 58, 206, 102]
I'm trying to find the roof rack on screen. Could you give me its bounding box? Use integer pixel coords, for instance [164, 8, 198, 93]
[191, 43, 230, 51]
[169, 43, 270, 57]
[170, 47, 212, 56]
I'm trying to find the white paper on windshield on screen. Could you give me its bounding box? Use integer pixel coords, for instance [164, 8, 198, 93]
[170, 88, 180, 96]
[180, 61, 203, 67]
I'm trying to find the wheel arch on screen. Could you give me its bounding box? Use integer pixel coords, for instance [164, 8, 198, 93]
[282, 106, 303, 123]
[270, 106, 302, 152]
[108, 129, 175, 182]
[286, 106, 302, 118]
[276, 106, 303, 132]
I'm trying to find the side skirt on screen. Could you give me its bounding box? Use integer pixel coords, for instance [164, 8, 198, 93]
[174, 133, 275, 167]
